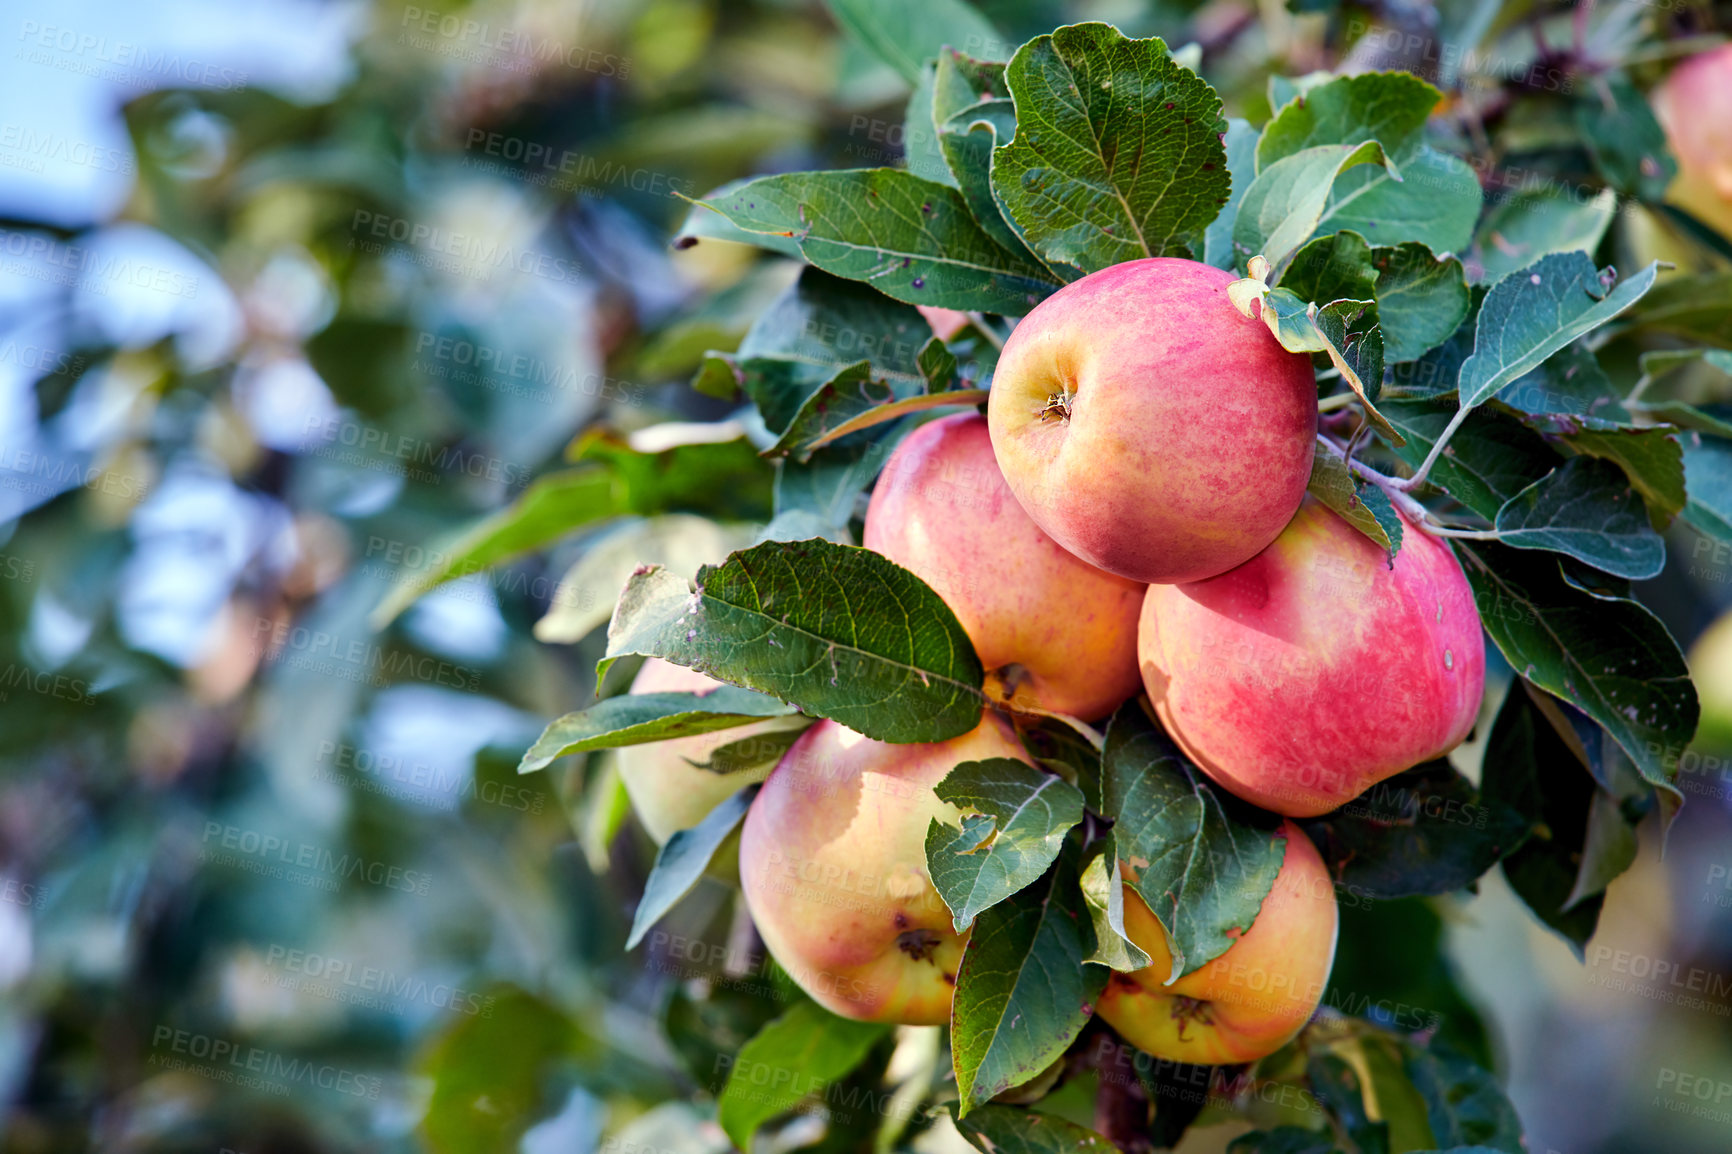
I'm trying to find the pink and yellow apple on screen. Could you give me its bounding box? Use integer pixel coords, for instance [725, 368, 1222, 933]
[739, 712, 1033, 1024]
[864, 412, 1145, 719]
[1096, 821, 1338, 1065]
[615, 659, 809, 844]
[986, 257, 1318, 585]
[1139, 497, 1485, 817]
[1653, 45, 1732, 240]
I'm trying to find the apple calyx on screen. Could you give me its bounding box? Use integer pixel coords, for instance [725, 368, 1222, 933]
[1037, 390, 1075, 422]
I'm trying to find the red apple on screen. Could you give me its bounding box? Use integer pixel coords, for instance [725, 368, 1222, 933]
[864, 412, 1145, 719]
[1653, 45, 1732, 239]
[1139, 497, 1485, 817]
[987, 257, 1318, 584]
[1096, 821, 1338, 1065]
[738, 712, 1033, 1024]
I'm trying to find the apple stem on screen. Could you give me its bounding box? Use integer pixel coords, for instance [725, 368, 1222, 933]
[1317, 392, 1360, 413]
[1390, 405, 1472, 492]
[966, 313, 1006, 350]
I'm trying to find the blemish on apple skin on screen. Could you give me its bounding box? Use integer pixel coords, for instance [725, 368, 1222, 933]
[1444, 648, 1455, 671]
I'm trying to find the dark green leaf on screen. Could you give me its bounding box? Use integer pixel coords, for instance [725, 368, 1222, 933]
[1314, 297, 1387, 411]
[927, 759, 1086, 930]
[1403, 1046, 1525, 1153]
[1255, 71, 1438, 169]
[1307, 441, 1402, 559]
[600, 538, 986, 744]
[1458, 254, 1659, 409]
[767, 361, 921, 460]
[1205, 118, 1260, 269]
[1683, 432, 1732, 543]
[1455, 540, 1693, 824]
[1472, 187, 1616, 286]
[951, 845, 1106, 1110]
[675, 179, 805, 257]
[705, 169, 1059, 313]
[1575, 74, 1676, 203]
[1300, 760, 1528, 898]
[683, 724, 811, 775]
[717, 998, 890, 1149]
[952, 1103, 1115, 1153]
[574, 430, 776, 522]
[1281, 229, 1377, 304]
[1372, 243, 1472, 363]
[932, 50, 1047, 269]
[823, 0, 1003, 86]
[1620, 270, 1732, 347]
[1227, 1128, 1340, 1154]
[1100, 702, 1286, 980]
[1379, 398, 1560, 520]
[1492, 456, 1666, 579]
[1494, 342, 1623, 422]
[518, 689, 799, 773]
[626, 785, 758, 949]
[1556, 426, 1685, 530]
[905, 61, 955, 185]
[1307, 1053, 1389, 1154]
[993, 24, 1230, 274]
[418, 988, 577, 1154]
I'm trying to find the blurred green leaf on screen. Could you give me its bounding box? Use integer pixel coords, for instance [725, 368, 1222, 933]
[418, 987, 579, 1154]
[823, 0, 1004, 85]
[717, 998, 890, 1149]
[627, 785, 758, 948]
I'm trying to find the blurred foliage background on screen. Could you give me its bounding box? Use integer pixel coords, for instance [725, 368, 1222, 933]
[3, 0, 1732, 1152]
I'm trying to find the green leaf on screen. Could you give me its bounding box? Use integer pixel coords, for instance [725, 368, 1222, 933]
[1403, 1046, 1525, 1153]
[992, 23, 1230, 274]
[952, 1103, 1115, 1153]
[1255, 287, 1330, 353]
[717, 998, 890, 1149]
[773, 423, 909, 532]
[1307, 441, 1402, 559]
[1481, 683, 1608, 951]
[1281, 229, 1377, 304]
[1557, 426, 1686, 530]
[674, 179, 805, 258]
[1100, 702, 1286, 980]
[1493, 342, 1623, 422]
[418, 987, 577, 1154]
[1205, 118, 1260, 269]
[1457, 253, 1660, 409]
[1234, 141, 1394, 274]
[626, 785, 758, 949]
[1682, 432, 1732, 543]
[1314, 298, 1391, 434]
[1228, 1129, 1340, 1154]
[822, 0, 1003, 86]
[951, 846, 1106, 1111]
[905, 61, 956, 186]
[1379, 399, 1560, 521]
[1371, 243, 1472, 363]
[1454, 540, 1694, 822]
[1575, 74, 1676, 203]
[1256, 71, 1479, 256]
[1078, 835, 1153, 970]
[517, 689, 799, 774]
[573, 431, 776, 523]
[932, 51, 1048, 270]
[766, 361, 920, 460]
[600, 538, 986, 744]
[1492, 456, 1666, 579]
[1299, 760, 1528, 898]
[926, 759, 1086, 931]
[1472, 187, 1617, 286]
[705, 169, 1059, 314]
[1306, 1052, 1390, 1154]
[371, 468, 619, 628]
[1256, 71, 1438, 169]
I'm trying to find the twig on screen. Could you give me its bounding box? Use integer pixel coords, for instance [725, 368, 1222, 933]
[1390, 405, 1471, 491]
[1317, 392, 1360, 413]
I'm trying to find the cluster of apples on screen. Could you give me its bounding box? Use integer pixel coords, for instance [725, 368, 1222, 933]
[621, 257, 1486, 1067]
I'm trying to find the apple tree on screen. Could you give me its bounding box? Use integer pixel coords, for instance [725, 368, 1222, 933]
[387, 5, 1730, 1151]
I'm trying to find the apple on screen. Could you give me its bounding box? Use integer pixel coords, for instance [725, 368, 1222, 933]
[918, 305, 972, 342]
[1139, 496, 1485, 817]
[864, 412, 1145, 719]
[986, 257, 1318, 585]
[738, 712, 1033, 1025]
[1688, 607, 1732, 751]
[1095, 821, 1338, 1065]
[616, 659, 810, 844]
[1653, 45, 1732, 240]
